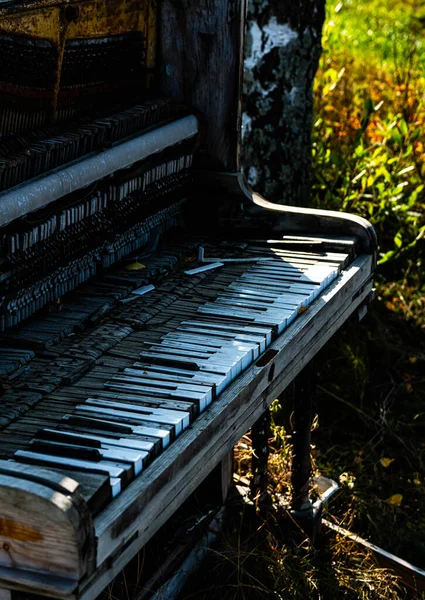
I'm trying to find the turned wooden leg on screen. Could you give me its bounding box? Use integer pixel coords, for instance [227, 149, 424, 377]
[291, 364, 321, 540]
[220, 450, 234, 503]
[250, 409, 271, 508]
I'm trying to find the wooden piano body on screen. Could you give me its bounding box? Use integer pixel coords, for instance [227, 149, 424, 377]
[0, 0, 377, 598]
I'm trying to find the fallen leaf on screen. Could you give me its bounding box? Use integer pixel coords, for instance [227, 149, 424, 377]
[125, 261, 145, 271]
[406, 383, 413, 393]
[387, 493, 403, 506]
[380, 457, 395, 468]
[409, 356, 417, 364]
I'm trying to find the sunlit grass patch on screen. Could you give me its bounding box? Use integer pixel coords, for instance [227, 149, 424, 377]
[313, 0, 425, 281]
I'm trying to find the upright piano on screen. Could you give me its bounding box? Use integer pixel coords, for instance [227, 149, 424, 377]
[0, 0, 377, 598]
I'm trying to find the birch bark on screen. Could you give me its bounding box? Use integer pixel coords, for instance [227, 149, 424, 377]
[242, 0, 326, 205]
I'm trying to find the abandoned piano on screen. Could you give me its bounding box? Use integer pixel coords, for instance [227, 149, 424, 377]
[0, 0, 377, 598]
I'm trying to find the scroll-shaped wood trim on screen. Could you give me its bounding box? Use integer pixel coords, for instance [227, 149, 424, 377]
[191, 172, 378, 265]
[0, 461, 95, 596]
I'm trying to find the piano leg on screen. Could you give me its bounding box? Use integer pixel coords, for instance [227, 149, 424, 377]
[203, 451, 234, 504]
[220, 451, 234, 504]
[291, 364, 322, 542]
[0, 589, 11, 600]
[250, 410, 271, 511]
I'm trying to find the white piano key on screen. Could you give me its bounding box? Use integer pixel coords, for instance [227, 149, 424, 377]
[133, 362, 228, 395]
[139, 347, 244, 377]
[131, 284, 155, 296]
[15, 449, 125, 481]
[198, 304, 291, 331]
[110, 477, 122, 497]
[106, 379, 211, 411]
[119, 371, 213, 397]
[40, 429, 149, 473]
[213, 296, 292, 314]
[228, 282, 301, 298]
[73, 409, 172, 447]
[184, 262, 223, 275]
[47, 427, 155, 453]
[220, 292, 299, 311]
[138, 352, 234, 385]
[179, 320, 274, 346]
[163, 332, 261, 360]
[174, 325, 267, 353]
[239, 275, 318, 295]
[120, 371, 214, 405]
[147, 339, 254, 368]
[82, 400, 189, 434]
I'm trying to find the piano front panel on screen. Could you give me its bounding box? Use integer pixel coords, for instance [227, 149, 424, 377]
[0, 0, 156, 137]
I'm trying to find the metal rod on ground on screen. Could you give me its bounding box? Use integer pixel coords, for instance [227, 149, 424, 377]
[323, 519, 425, 593]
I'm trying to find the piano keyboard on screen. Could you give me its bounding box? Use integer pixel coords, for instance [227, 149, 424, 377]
[1, 237, 354, 508]
[0, 109, 198, 331]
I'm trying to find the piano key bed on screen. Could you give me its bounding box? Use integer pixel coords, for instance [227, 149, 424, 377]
[0, 234, 374, 599]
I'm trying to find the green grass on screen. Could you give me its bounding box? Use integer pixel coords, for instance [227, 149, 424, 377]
[313, 0, 425, 274]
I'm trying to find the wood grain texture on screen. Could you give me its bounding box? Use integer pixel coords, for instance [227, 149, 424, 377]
[0, 463, 95, 596]
[0, 566, 76, 599]
[0, 476, 82, 580]
[158, 0, 245, 171]
[0, 588, 11, 600]
[93, 255, 372, 568]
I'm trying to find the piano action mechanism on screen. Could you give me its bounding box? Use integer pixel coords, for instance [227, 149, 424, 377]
[0, 0, 377, 598]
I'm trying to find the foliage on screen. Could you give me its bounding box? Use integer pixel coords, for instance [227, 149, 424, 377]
[312, 0, 425, 282]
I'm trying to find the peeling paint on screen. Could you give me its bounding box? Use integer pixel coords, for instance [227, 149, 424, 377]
[288, 86, 299, 105]
[241, 112, 252, 140]
[247, 165, 258, 186]
[245, 17, 297, 71]
[263, 17, 298, 50]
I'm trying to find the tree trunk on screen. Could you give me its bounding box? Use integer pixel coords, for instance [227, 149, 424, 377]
[242, 0, 326, 206]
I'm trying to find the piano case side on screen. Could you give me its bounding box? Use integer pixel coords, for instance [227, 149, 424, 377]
[0, 461, 95, 597]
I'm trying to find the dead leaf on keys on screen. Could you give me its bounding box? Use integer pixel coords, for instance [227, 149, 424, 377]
[298, 306, 308, 315]
[387, 493, 403, 506]
[125, 261, 146, 271]
[380, 457, 395, 468]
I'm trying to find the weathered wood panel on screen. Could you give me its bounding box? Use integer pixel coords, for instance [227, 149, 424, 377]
[158, 0, 245, 171]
